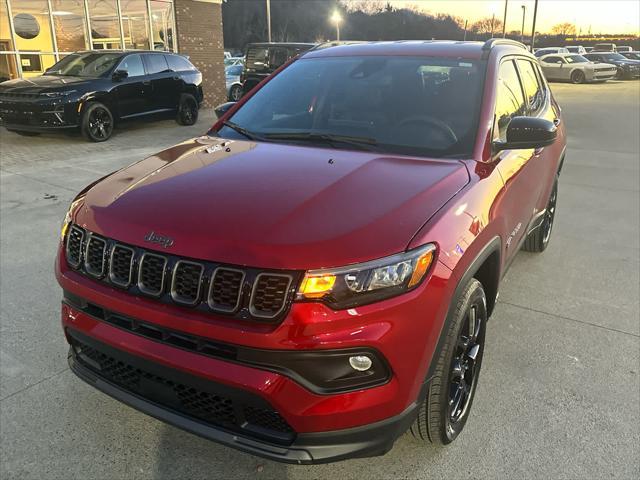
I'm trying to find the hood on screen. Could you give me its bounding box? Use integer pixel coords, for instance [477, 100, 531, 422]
[0, 75, 91, 93]
[75, 137, 469, 270]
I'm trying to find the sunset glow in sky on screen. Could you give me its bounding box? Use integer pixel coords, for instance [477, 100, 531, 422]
[386, 0, 640, 35]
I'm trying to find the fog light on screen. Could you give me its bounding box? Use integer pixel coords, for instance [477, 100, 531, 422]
[349, 355, 372, 372]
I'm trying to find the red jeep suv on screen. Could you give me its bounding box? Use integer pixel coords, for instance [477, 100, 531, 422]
[56, 40, 565, 464]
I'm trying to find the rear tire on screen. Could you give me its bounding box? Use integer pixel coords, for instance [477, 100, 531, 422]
[411, 278, 487, 445]
[522, 175, 558, 252]
[570, 70, 585, 84]
[176, 93, 198, 126]
[229, 84, 243, 102]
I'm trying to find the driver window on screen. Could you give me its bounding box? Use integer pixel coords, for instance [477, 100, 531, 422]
[493, 60, 526, 142]
[117, 54, 145, 77]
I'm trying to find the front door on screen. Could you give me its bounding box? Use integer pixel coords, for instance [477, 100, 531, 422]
[112, 54, 150, 117]
[143, 54, 179, 111]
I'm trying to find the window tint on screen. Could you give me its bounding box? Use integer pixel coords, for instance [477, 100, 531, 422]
[544, 56, 563, 64]
[269, 48, 288, 69]
[166, 54, 194, 72]
[517, 59, 545, 116]
[144, 53, 169, 74]
[493, 60, 526, 142]
[246, 47, 269, 72]
[117, 54, 145, 77]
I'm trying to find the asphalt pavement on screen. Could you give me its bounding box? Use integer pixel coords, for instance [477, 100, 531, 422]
[1, 81, 639, 479]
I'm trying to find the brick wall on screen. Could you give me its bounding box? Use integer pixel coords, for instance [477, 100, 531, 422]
[174, 0, 226, 108]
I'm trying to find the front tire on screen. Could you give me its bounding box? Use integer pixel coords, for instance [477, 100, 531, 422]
[411, 278, 487, 445]
[176, 93, 198, 126]
[81, 102, 113, 142]
[229, 84, 243, 102]
[522, 175, 558, 252]
[571, 70, 585, 84]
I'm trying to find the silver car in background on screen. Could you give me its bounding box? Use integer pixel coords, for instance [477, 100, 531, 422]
[538, 53, 617, 83]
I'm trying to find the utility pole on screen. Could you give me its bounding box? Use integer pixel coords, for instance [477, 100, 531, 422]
[463, 19, 468, 41]
[502, 0, 509, 37]
[490, 13, 496, 38]
[266, 0, 272, 42]
[531, 0, 539, 51]
[520, 5, 526, 43]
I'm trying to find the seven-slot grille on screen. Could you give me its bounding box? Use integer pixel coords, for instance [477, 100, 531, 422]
[64, 225, 298, 322]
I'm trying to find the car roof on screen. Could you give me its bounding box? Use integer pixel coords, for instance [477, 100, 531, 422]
[303, 40, 532, 61]
[246, 42, 315, 48]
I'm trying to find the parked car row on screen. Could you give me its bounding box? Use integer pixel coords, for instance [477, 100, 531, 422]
[0, 51, 203, 141]
[537, 49, 640, 83]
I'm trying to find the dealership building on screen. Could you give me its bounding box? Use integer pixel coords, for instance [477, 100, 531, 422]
[0, 0, 226, 105]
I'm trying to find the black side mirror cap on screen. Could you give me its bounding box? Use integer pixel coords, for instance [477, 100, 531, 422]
[215, 101, 236, 118]
[493, 116, 557, 152]
[112, 69, 128, 81]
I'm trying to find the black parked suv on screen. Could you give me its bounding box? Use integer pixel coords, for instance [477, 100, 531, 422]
[240, 42, 315, 96]
[0, 51, 203, 141]
[583, 52, 640, 79]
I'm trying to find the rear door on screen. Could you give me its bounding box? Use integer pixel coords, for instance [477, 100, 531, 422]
[112, 54, 150, 117]
[539, 55, 564, 80]
[142, 53, 178, 111]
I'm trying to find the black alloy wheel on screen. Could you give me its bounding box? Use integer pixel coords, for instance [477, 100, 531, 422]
[81, 102, 113, 142]
[229, 84, 243, 102]
[176, 94, 198, 126]
[523, 175, 559, 253]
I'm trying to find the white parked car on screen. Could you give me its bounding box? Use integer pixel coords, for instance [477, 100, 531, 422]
[534, 47, 569, 58]
[538, 53, 618, 83]
[566, 46, 587, 55]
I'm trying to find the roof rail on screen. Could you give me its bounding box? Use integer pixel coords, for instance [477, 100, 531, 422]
[482, 38, 527, 51]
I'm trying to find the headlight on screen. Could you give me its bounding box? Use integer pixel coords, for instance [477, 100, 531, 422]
[61, 198, 83, 241]
[297, 244, 436, 309]
[42, 90, 76, 98]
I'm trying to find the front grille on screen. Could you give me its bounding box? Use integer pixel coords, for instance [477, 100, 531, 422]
[250, 274, 293, 318]
[171, 261, 204, 305]
[64, 225, 300, 322]
[70, 333, 295, 443]
[84, 236, 107, 277]
[138, 253, 167, 296]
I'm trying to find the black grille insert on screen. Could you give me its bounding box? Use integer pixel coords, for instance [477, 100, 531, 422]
[138, 253, 167, 296]
[109, 245, 134, 287]
[171, 261, 204, 305]
[70, 333, 295, 442]
[250, 274, 293, 318]
[66, 226, 84, 268]
[208, 268, 245, 313]
[84, 236, 107, 277]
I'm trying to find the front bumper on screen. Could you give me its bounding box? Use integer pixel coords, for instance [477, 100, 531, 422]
[0, 97, 80, 130]
[68, 329, 418, 464]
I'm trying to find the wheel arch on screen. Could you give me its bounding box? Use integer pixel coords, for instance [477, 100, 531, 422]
[79, 91, 117, 119]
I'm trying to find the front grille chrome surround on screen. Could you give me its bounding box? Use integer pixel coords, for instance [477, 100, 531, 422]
[64, 225, 300, 322]
[171, 260, 205, 306]
[84, 235, 107, 278]
[137, 252, 168, 297]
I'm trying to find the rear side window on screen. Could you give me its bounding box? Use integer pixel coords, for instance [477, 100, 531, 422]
[166, 54, 194, 72]
[246, 47, 269, 72]
[269, 48, 288, 69]
[493, 60, 526, 142]
[117, 54, 145, 77]
[544, 56, 563, 63]
[143, 54, 169, 74]
[517, 59, 545, 116]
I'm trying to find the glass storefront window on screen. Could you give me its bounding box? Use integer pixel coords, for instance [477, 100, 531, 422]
[88, 0, 121, 49]
[150, 0, 174, 51]
[51, 0, 88, 52]
[121, 0, 150, 50]
[8, 0, 57, 77]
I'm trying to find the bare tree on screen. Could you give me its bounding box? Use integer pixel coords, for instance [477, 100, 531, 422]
[551, 22, 576, 37]
[471, 17, 504, 35]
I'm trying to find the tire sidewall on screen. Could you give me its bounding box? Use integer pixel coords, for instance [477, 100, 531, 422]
[81, 102, 113, 142]
[571, 70, 585, 84]
[229, 85, 242, 102]
[177, 93, 198, 126]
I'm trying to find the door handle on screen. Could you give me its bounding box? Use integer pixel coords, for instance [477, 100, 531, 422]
[142, 80, 151, 86]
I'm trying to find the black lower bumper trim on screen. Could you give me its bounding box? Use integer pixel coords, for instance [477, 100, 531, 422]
[68, 333, 418, 464]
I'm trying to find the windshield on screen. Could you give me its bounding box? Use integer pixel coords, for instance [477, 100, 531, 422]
[565, 55, 589, 64]
[601, 53, 626, 61]
[216, 56, 485, 158]
[45, 52, 122, 77]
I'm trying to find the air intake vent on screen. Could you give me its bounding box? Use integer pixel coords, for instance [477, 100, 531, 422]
[138, 253, 167, 296]
[208, 268, 245, 313]
[250, 274, 293, 319]
[171, 261, 204, 305]
[84, 235, 107, 277]
[66, 225, 84, 268]
[109, 245, 135, 288]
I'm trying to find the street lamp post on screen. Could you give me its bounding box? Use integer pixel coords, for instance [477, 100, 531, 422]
[502, 0, 508, 38]
[331, 11, 342, 42]
[490, 13, 496, 38]
[463, 19, 468, 41]
[520, 5, 526, 43]
[266, 0, 271, 42]
[531, 0, 539, 51]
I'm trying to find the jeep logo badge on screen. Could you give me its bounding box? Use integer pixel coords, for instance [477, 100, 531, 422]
[144, 231, 174, 248]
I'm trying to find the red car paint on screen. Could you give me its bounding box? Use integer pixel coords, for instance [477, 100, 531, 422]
[56, 40, 566, 463]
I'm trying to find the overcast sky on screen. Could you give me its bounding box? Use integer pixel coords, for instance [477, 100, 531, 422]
[367, 0, 640, 34]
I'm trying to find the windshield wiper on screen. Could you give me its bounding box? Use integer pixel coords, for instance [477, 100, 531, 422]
[264, 132, 379, 151]
[222, 121, 265, 141]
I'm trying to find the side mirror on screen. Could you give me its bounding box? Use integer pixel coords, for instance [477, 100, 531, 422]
[112, 69, 128, 81]
[493, 117, 557, 151]
[215, 101, 236, 118]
